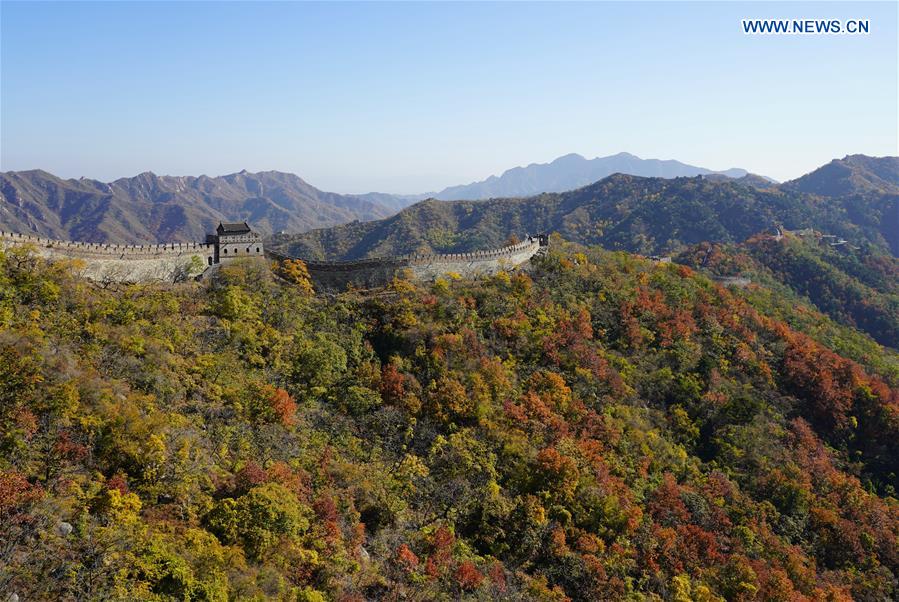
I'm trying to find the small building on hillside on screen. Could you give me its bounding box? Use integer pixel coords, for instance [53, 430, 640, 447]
[206, 222, 264, 264]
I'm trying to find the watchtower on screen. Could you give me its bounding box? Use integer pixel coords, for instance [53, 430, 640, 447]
[207, 222, 264, 264]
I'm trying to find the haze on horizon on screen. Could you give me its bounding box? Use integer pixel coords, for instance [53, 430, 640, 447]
[1, 1, 896, 194]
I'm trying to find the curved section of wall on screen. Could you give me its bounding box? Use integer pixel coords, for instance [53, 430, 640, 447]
[273, 236, 547, 291]
[2, 229, 547, 288]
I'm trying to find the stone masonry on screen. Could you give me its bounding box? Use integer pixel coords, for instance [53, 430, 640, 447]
[1, 224, 548, 288]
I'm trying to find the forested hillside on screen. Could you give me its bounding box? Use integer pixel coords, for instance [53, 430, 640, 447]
[273, 173, 898, 260]
[1, 244, 897, 600]
[678, 234, 899, 349]
[783, 155, 899, 197]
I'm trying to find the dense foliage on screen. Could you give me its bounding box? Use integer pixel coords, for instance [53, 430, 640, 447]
[678, 234, 899, 350]
[273, 172, 898, 260]
[784, 155, 899, 198]
[1, 245, 897, 601]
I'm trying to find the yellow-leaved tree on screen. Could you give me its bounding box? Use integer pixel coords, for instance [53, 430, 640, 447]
[274, 259, 314, 295]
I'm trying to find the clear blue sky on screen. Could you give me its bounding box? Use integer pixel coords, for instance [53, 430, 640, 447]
[2, 1, 896, 193]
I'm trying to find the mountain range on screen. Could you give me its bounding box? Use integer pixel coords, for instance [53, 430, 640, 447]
[2, 154, 895, 249]
[272, 155, 899, 260]
[1, 152, 764, 243]
[0, 169, 405, 244]
[430, 151, 765, 200]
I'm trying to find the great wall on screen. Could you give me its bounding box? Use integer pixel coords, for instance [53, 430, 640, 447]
[0, 230, 219, 283]
[269, 235, 548, 291]
[0, 225, 548, 290]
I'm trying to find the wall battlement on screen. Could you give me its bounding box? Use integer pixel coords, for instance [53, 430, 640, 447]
[299, 237, 544, 270]
[1, 225, 547, 289]
[0, 229, 228, 283]
[0, 231, 214, 259]
[271, 235, 548, 291]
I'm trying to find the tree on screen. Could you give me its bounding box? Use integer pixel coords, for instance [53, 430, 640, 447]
[274, 259, 314, 295]
[173, 255, 207, 283]
[205, 483, 311, 560]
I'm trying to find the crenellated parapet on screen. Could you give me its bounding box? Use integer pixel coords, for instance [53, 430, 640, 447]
[0, 224, 259, 283]
[297, 237, 545, 270]
[0, 231, 215, 259]
[273, 235, 549, 291]
[1, 224, 547, 288]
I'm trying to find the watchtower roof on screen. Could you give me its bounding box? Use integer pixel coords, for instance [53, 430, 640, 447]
[217, 221, 252, 234]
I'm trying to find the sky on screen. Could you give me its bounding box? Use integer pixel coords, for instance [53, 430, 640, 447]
[1, 1, 897, 193]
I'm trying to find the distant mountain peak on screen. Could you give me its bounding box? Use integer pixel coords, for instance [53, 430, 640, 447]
[432, 152, 764, 200]
[553, 153, 587, 163]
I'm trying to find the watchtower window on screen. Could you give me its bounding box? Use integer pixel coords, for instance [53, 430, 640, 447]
[207, 257, 212, 266]
[246, 247, 250, 253]
[256, 247, 260, 253]
[223, 249, 228, 254]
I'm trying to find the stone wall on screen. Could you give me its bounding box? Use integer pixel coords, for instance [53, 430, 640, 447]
[0, 231, 214, 283]
[272, 237, 547, 291]
[218, 241, 265, 263]
[1, 229, 547, 288]
[213, 232, 265, 264]
[713, 276, 752, 288]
